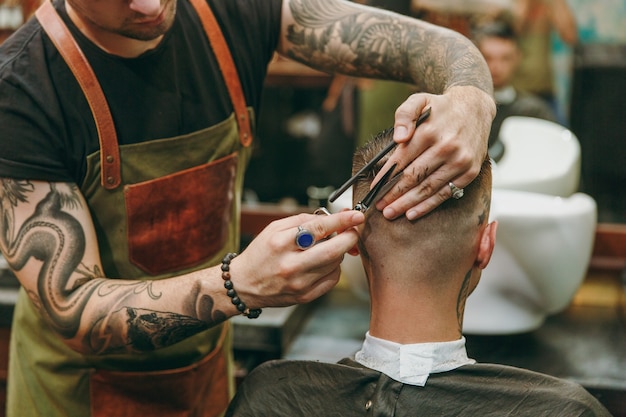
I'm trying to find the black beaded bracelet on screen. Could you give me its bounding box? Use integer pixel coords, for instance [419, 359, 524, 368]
[221, 253, 262, 319]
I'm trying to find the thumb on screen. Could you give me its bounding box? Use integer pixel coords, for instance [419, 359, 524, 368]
[393, 93, 430, 143]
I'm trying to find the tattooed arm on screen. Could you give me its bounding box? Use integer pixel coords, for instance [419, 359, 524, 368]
[279, 0, 496, 220]
[0, 179, 362, 356]
[0, 179, 234, 355]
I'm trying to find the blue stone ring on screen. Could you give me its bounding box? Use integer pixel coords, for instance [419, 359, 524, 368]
[295, 226, 315, 250]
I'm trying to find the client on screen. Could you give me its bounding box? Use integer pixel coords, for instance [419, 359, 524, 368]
[226, 129, 610, 416]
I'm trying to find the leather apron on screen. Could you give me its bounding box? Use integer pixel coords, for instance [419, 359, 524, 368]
[8, 1, 253, 416]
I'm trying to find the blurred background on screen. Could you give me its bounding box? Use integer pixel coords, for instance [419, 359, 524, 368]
[1, 1, 625, 415]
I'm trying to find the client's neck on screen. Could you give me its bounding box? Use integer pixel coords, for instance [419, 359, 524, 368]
[366, 265, 470, 345]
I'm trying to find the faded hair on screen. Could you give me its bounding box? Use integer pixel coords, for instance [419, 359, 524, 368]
[352, 128, 492, 284]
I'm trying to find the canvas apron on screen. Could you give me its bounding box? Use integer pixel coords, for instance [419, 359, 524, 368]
[18, 1, 254, 416]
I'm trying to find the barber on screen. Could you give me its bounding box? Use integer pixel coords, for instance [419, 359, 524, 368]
[0, 0, 495, 416]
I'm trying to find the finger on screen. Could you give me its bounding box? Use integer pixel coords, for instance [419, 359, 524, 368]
[280, 230, 356, 299]
[373, 144, 446, 216]
[264, 212, 317, 233]
[371, 114, 436, 191]
[308, 227, 359, 256]
[300, 210, 364, 241]
[392, 94, 430, 143]
[376, 135, 474, 213]
[374, 126, 479, 219]
[378, 163, 445, 219]
[299, 267, 343, 303]
[295, 228, 360, 268]
[280, 264, 344, 305]
[410, 171, 475, 218]
[381, 167, 477, 221]
[405, 187, 452, 220]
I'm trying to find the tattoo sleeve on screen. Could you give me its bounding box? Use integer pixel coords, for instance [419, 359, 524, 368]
[286, 0, 492, 95]
[0, 180, 226, 355]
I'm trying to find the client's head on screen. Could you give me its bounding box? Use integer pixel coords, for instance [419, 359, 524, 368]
[351, 128, 496, 337]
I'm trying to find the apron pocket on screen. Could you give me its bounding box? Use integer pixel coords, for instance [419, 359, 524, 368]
[125, 153, 238, 275]
[90, 323, 230, 417]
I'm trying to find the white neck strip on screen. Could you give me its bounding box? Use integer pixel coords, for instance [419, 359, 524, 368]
[355, 332, 475, 386]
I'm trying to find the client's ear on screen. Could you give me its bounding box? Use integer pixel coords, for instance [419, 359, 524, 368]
[475, 221, 498, 269]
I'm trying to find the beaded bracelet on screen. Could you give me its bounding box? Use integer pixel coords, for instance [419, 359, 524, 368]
[221, 253, 262, 319]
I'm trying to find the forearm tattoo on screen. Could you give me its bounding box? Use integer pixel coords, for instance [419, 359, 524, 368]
[287, 0, 492, 94]
[0, 180, 225, 355]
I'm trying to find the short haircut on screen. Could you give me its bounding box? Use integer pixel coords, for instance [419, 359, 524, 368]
[352, 128, 492, 280]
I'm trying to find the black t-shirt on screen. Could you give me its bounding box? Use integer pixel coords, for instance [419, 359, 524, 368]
[0, 0, 282, 185]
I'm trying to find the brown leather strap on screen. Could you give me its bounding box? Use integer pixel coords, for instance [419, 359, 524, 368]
[189, 0, 253, 147]
[36, 0, 121, 189]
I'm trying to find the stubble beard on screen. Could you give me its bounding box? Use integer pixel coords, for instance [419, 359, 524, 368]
[118, 0, 177, 41]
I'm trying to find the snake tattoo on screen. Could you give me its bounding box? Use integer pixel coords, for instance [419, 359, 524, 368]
[0, 180, 214, 354]
[0, 181, 98, 339]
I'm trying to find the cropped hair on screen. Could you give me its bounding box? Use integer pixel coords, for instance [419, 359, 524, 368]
[352, 128, 492, 217]
[352, 128, 492, 271]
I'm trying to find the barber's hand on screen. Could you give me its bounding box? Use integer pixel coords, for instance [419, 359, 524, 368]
[374, 85, 495, 220]
[232, 210, 364, 309]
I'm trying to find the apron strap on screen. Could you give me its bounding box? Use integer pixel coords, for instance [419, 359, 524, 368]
[189, 0, 253, 148]
[36, 0, 121, 190]
[35, 0, 253, 190]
